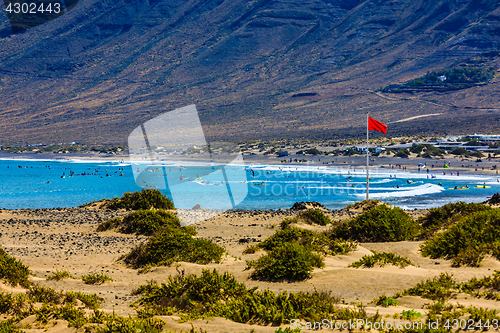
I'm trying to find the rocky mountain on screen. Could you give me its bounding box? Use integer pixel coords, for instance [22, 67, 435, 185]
[0, 0, 499, 145]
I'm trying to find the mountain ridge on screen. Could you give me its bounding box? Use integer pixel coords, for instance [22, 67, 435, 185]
[0, 0, 499, 145]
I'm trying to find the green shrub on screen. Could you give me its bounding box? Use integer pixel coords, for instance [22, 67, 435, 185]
[460, 271, 500, 300]
[395, 149, 410, 158]
[451, 245, 485, 267]
[97, 210, 186, 236]
[410, 144, 430, 155]
[344, 199, 381, 211]
[299, 209, 331, 226]
[244, 223, 356, 281]
[345, 149, 361, 156]
[47, 270, 76, 281]
[0, 320, 22, 332]
[81, 273, 113, 285]
[426, 301, 453, 315]
[258, 227, 356, 255]
[119, 207, 223, 270]
[349, 252, 414, 269]
[91, 314, 165, 333]
[25, 284, 104, 310]
[242, 244, 260, 254]
[466, 306, 500, 324]
[0, 292, 29, 316]
[131, 280, 158, 297]
[64, 291, 103, 310]
[0, 247, 30, 288]
[246, 241, 324, 281]
[28, 284, 64, 304]
[401, 309, 422, 320]
[408, 144, 445, 157]
[406, 67, 495, 88]
[450, 147, 470, 156]
[397, 271, 500, 305]
[0, 281, 166, 332]
[402, 273, 457, 302]
[104, 189, 174, 210]
[471, 151, 484, 158]
[374, 294, 398, 307]
[305, 148, 322, 155]
[275, 328, 302, 333]
[123, 227, 225, 269]
[48, 303, 88, 328]
[418, 202, 492, 239]
[96, 217, 121, 232]
[279, 217, 298, 229]
[132, 269, 371, 325]
[328, 204, 420, 242]
[420, 209, 500, 267]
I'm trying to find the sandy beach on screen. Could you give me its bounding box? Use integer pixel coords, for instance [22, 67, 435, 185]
[0, 151, 130, 162]
[1, 151, 500, 332]
[2, 199, 500, 332]
[242, 153, 500, 177]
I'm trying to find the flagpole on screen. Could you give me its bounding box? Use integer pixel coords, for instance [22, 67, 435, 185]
[366, 112, 369, 200]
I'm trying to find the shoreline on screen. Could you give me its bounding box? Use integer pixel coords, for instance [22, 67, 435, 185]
[0, 151, 129, 162]
[1, 151, 498, 176]
[0, 153, 499, 212]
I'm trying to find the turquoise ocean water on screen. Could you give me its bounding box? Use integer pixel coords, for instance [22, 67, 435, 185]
[0, 158, 498, 210]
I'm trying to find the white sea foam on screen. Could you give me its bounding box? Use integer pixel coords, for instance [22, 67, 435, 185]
[96, 163, 131, 167]
[370, 179, 393, 184]
[0, 158, 70, 163]
[356, 183, 445, 199]
[0, 157, 132, 165]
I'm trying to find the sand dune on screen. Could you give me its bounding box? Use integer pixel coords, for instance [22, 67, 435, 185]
[2, 203, 500, 332]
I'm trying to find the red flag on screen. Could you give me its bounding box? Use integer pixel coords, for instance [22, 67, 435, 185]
[368, 117, 387, 134]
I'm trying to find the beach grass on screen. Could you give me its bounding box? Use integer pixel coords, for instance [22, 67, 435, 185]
[349, 251, 414, 269]
[0, 247, 31, 288]
[0, 320, 22, 332]
[131, 268, 377, 325]
[392, 271, 500, 304]
[0, 281, 165, 331]
[28, 284, 104, 310]
[373, 294, 398, 307]
[81, 273, 113, 285]
[0, 284, 104, 323]
[86, 314, 166, 333]
[419, 303, 500, 330]
[274, 328, 302, 333]
[46, 269, 76, 281]
[400, 273, 457, 302]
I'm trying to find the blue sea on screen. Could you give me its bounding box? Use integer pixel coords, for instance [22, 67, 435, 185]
[0, 158, 498, 210]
